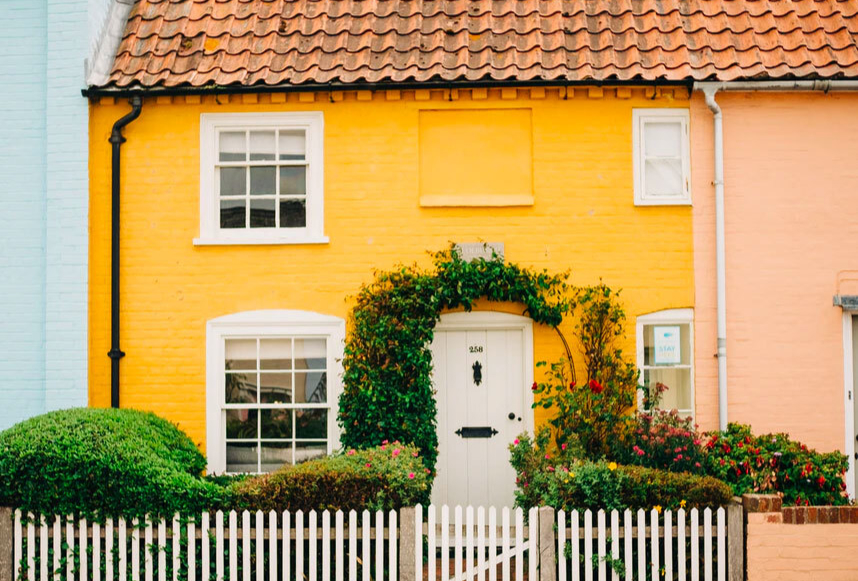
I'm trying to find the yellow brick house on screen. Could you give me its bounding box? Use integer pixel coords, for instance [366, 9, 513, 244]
[87, 0, 703, 508]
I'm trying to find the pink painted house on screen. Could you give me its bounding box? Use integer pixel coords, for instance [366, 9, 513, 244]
[690, 86, 858, 496]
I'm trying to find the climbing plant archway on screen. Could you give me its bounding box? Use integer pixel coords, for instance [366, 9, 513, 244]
[337, 246, 575, 475]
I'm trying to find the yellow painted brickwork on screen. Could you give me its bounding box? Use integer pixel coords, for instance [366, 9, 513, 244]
[89, 87, 694, 452]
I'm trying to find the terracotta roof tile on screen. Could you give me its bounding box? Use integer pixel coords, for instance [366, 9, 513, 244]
[104, 0, 858, 89]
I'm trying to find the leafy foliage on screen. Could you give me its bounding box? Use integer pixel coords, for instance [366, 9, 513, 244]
[338, 246, 574, 475]
[232, 441, 429, 512]
[0, 408, 228, 520]
[532, 284, 638, 458]
[616, 410, 705, 473]
[0, 410, 436, 519]
[703, 424, 848, 506]
[510, 431, 732, 511]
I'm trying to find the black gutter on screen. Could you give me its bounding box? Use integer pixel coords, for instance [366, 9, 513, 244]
[108, 96, 143, 409]
[83, 78, 694, 99]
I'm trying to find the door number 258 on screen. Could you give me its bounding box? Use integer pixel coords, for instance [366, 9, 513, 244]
[469, 345, 484, 353]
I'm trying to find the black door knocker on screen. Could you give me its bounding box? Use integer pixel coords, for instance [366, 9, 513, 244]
[472, 361, 483, 385]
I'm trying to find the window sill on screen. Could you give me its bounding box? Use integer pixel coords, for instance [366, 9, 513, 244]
[634, 198, 692, 207]
[193, 235, 330, 246]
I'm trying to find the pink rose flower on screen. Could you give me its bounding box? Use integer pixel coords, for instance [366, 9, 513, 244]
[408, 473, 415, 480]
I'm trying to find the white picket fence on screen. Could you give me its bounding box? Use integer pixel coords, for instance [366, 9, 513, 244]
[556, 508, 727, 581]
[414, 505, 537, 581]
[8, 505, 737, 581]
[12, 508, 399, 581]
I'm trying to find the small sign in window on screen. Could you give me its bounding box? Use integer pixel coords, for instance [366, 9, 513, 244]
[653, 325, 681, 365]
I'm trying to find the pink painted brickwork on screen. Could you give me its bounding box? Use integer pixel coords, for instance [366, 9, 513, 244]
[691, 91, 858, 453]
[747, 512, 858, 581]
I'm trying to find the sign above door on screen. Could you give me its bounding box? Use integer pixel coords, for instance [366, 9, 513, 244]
[454, 242, 504, 263]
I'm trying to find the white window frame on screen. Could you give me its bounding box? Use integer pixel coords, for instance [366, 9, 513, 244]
[196, 112, 327, 246]
[632, 109, 691, 206]
[635, 308, 695, 417]
[205, 310, 345, 474]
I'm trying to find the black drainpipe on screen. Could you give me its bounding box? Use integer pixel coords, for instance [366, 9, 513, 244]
[108, 96, 142, 408]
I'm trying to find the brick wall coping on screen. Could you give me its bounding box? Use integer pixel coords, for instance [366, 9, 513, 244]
[741, 493, 858, 524]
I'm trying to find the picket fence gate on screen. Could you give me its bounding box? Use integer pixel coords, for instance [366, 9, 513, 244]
[5, 505, 742, 581]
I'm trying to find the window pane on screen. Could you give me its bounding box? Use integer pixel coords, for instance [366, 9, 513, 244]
[250, 199, 275, 228]
[295, 442, 326, 464]
[643, 324, 691, 366]
[250, 166, 276, 196]
[279, 130, 306, 160]
[259, 339, 292, 370]
[219, 132, 246, 162]
[280, 199, 306, 229]
[219, 167, 246, 196]
[261, 408, 293, 439]
[225, 372, 257, 403]
[296, 409, 327, 439]
[225, 339, 257, 370]
[644, 159, 683, 197]
[249, 131, 275, 161]
[226, 442, 258, 473]
[279, 166, 306, 196]
[295, 372, 326, 404]
[260, 442, 293, 472]
[294, 338, 326, 369]
[220, 200, 246, 229]
[646, 367, 692, 412]
[644, 121, 682, 158]
[259, 373, 292, 404]
[226, 409, 258, 439]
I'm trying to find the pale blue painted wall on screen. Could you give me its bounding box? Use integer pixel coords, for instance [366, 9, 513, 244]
[0, 0, 112, 429]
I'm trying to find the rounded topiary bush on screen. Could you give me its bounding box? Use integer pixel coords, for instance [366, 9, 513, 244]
[0, 408, 228, 519]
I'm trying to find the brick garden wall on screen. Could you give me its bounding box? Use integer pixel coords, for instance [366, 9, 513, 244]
[744, 495, 858, 581]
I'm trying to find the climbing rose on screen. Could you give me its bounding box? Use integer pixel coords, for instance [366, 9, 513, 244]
[588, 379, 604, 394]
[531, 382, 538, 391]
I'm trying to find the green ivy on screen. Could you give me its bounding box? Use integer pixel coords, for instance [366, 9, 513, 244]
[337, 246, 575, 475]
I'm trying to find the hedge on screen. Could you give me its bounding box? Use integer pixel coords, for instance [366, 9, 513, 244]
[0, 408, 227, 520]
[511, 430, 733, 511]
[232, 442, 430, 512]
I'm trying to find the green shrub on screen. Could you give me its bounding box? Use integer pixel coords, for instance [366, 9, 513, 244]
[615, 410, 706, 474]
[532, 285, 639, 459]
[704, 424, 848, 506]
[0, 408, 228, 520]
[510, 431, 732, 511]
[232, 442, 430, 512]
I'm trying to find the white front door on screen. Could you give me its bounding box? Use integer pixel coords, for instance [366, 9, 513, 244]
[430, 312, 533, 508]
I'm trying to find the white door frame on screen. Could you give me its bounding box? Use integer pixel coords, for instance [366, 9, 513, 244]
[434, 311, 536, 435]
[843, 312, 856, 499]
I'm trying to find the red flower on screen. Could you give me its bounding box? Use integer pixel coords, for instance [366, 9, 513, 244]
[531, 382, 538, 391]
[569, 381, 576, 390]
[588, 379, 604, 394]
[817, 475, 826, 487]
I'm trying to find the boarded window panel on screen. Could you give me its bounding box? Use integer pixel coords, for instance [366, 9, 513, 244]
[419, 109, 534, 206]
